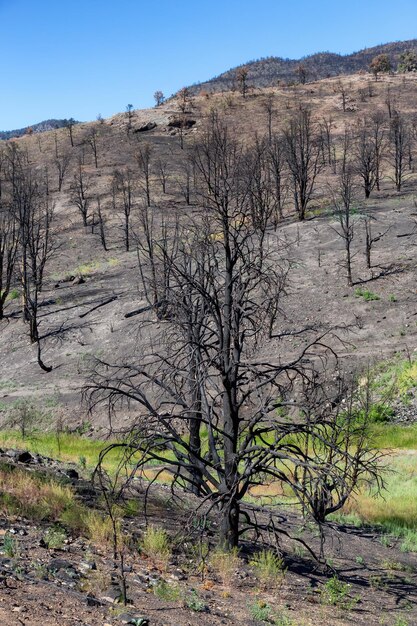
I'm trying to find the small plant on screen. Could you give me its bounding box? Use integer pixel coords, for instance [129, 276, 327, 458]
[78, 455, 87, 470]
[320, 576, 356, 609]
[209, 546, 240, 590]
[6, 399, 43, 439]
[355, 555, 364, 565]
[380, 535, 393, 548]
[248, 599, 274, 623]
[250, 549, 286, 588]
[355, 287, 380, 301]
[2, 533, 19, 558]
[393, 618, 409, 626]
[42, 525, 67, 549]
[140, 525, 171, 570]
[85, 509, 119, 550]
[184, 589, 207, 612]
[381, 560, 406, 571]
[388, 294, 397, 302]
[274, 612, 295, 626]
[293, 545, 306, 558]
[368, 402, 395, 423]
[7, 288, 20, 301]
[369, 574, 387, 590]
[153, 579, 181, 602]
[32, 561, 48, 580]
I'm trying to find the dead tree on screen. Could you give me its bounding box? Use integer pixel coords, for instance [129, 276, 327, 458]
[86, 114, 381, 552]
[389, 111, 410, 192]
[153, 91, 165, 107]
[70, 160, 90, 227]
[364, 216, 390, 269]
[96, 196, 107, 251]
[336, 80, 348, 113]
[262, 94, 274, 144]
[0, 204, 18, 320]
[268, 133, 287, 223]
[8, 151, 55, 370]
[86, 126, 99, 168]
[284, 107, 323, 220]
[332, 163, 356, 286]
[55, 153, 71, 192]
[155, 158, 168, 194]
[65, 118, 76, 147]
[177, 87, 191, 150]
[113, 169, 134, 251]
[354, 120, 378, 199]
[178, 160, 193, 206]
[319, 117, 334, 167]
[236, 66, 249, 97]
[247, 136, 276, 230]
[136, 142, 152, 207]
[370, 111, 386, 191]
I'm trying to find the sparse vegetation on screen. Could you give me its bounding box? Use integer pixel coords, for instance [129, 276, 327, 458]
[1, 47, 417, 626]
[250, 549, 286, 588]
[320, 576, 357, 609]
[354, 286, 380, 301]
[42, 525, 67, 549]
[140, 526, 171, 570]
[209, 547, 241, 590]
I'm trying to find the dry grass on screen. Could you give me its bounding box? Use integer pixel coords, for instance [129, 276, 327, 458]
[140, 525, 171, 571]
[209, 547, 241, 592]
[0, 465, 76, 522]
[0, 463, 121, 551]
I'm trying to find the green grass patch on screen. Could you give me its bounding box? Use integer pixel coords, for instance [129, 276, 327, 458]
[354, 287, 380, 301]
[369, 423, 417, 449]
[371, 354, 417, 403]
[332, 454, 417, 551]
[0, 430, 123, 473]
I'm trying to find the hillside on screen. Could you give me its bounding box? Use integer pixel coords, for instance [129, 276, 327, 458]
[0, 73, 417, 625]
[189, 38, 417, 93]
[0, 71, 415, 428]
[0, 118, 79, 140]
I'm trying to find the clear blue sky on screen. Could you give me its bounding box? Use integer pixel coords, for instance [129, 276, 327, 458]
[1, 0, 416, 130]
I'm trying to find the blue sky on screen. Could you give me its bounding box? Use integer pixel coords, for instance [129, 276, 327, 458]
[1, 0, 416, 129]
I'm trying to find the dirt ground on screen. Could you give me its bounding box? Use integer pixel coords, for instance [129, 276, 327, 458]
[0, 452, 416, 626]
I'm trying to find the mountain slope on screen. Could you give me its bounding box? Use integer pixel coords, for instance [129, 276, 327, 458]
[0, 118, 79, 140]
[190, 39, 417, 93]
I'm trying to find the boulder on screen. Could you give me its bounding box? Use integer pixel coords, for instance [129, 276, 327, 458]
[135, 121, 156, 133]
[167, 117, 196, 129]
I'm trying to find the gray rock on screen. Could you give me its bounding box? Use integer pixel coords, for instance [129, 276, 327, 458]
[135, 122, 156, 133]
[47, 558, 72, 571]
[64, 468, 79, 480]
[71, 275, 85, 285]
[86, 594, 103, 607]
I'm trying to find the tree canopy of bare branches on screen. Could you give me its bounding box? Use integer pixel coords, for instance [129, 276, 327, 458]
[86, 113, 381, 552]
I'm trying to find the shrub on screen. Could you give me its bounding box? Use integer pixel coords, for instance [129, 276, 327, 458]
[184, 589, 207, 612]
[2, 533, 19, 558]
[354, 287, 380, 301]
[85, 510, 118, 550]
[368, 402, 395, 423]
[0, 467, 76, 522]
[42, 526, 67, 549]
[248, 600, 274, 623]
[250, 549, 286, 588]
[208, 546, 240, 590]
[320, 576, 357, 609]
[153, 579, 181, 602]
[140, 525, 171, 570]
